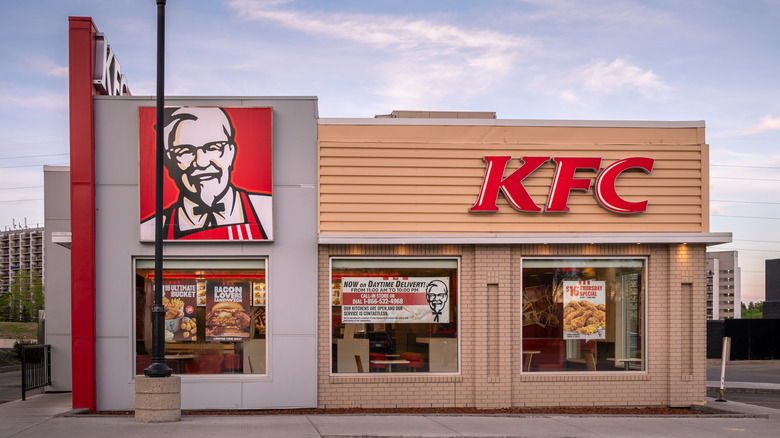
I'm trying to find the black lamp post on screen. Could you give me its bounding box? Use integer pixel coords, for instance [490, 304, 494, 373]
[145, 0, 172, 378]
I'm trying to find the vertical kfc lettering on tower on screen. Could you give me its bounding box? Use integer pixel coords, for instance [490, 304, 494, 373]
[470, 155, 655, 214]
[93, 33, 129, 96]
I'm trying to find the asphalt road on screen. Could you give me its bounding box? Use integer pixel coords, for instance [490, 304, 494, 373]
[0, 370, 21, 404]
[707, 359, 780, 384]
[706, 359, 780, 410]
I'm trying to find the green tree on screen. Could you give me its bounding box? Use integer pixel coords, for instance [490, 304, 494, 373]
[5, 269, 44, 322]
[741, 301, 763, 319]
[0, 283, 9, 321]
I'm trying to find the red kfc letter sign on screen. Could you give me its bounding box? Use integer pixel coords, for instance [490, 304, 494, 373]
[546, 157, 602, 212]
[470, 156, 550, 212]
[471, 156, 654, 214]
[594, 157, 654, 213]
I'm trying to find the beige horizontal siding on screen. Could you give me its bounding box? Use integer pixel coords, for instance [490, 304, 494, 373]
[318, 124, 708, 235]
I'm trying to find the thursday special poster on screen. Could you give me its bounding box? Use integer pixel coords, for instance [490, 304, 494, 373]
[562, 280, 606, 340]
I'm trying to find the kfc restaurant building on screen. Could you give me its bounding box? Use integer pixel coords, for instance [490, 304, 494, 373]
[47, 18, 730, 412]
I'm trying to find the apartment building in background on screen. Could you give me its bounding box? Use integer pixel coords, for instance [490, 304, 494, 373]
[706, 250, 741, 319]
[0, 226, 45, 293]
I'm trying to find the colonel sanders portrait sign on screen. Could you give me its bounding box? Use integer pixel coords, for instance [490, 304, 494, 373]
[139, 106, 273, 241]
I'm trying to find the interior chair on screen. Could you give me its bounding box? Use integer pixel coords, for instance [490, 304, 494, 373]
[369, 353, 387, 372]
[224, 354, 242, 374]
[400, 352, 425, 372]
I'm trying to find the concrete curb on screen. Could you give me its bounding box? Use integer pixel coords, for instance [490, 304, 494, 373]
[707, 386, 780, 395]
[70, 411, 765, 419]
[695, 402, 769, 418]
[0, 365, 21, 373]
[56, 408, 91, 418]
[706, 380, 780, 395]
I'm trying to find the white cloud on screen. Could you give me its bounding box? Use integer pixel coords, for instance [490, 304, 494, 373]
[709, 203, 725, 215]
[229, 2, 525, 51]
[226, 0, 530, 107]
[0, 91, 67, 110]
[519, 0, 674, 28]
[759, 114, 780, 130]
[29, 57, 68, 78]
[577, 58, 672, 99]
[710, 114, 780, 138]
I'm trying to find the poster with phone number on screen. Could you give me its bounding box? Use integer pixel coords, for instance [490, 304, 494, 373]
[340, 277, 450, 324]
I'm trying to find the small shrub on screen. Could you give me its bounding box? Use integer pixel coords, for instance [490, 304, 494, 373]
[12, 339, 37, 360]
[0, 350, 21, 367]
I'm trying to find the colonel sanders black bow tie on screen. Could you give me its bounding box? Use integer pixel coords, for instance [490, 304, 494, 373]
[193, 203, 225, 228]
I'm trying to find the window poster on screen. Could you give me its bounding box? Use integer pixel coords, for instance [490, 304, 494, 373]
[340, 277, 450, 324]
[196, 280, 206, 307]
[205, 281, 252, 342]
[252, 281, 266, 306]
[562, 280, 606, 340]
[161, 279, 198, 342]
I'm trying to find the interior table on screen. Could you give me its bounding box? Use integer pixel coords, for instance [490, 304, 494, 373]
[607, 357, 642, 370]
[522, 350, 541, 372]
[370, 359, 410, 372]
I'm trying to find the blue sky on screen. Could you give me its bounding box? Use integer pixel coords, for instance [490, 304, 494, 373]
[0, 0, 778, 304]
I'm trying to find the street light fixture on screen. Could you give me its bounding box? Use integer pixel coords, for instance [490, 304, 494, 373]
[144, 0, 172, 378]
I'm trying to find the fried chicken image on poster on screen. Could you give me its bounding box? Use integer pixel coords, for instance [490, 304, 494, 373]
[562, 280, 606, 340]
[139, 106, 273, 241]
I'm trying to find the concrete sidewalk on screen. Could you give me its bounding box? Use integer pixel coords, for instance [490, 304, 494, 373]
[1, 359, 779, 437]
[1, 391, 780, 438]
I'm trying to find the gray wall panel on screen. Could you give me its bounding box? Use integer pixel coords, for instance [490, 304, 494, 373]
[93, 96, 318, 409]
[270, 185, 318, 336]
[43, 167, 72, 391]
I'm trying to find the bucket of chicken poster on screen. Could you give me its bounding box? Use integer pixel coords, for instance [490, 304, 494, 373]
[562, 280, 606, 340]
[340, 277, 450, 324]
[205, 281, 252, 342]
[161, 279, 197, 342]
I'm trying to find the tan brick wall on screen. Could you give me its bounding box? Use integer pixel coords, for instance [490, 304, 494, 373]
[317, 243, 707, 408]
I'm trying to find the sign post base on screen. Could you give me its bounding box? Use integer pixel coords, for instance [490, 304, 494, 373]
[134, 375, 181, 423]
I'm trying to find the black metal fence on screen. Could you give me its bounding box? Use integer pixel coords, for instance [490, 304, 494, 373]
[21, 344, 51, 401]
[707, 319, 780, 360]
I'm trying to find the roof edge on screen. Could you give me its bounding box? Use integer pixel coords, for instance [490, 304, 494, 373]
[318, 232, 731, 246]
[319, 118, 705, 128]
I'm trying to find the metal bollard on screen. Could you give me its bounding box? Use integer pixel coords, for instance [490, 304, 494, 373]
[716, 337, 731, 402]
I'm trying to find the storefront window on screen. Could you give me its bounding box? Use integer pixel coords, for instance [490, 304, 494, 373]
[522, 258, 645, 372]
[331, 258, 459, 374]
[135, 259, 267, 375]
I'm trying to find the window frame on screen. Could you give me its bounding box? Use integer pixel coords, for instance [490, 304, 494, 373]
[520, 256, 648, 374]
[132, 256, 271, 380]
[328, 256, 462, 377]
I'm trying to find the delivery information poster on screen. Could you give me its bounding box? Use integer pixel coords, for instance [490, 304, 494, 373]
[341, 277, 450, 324]
[562, 280, 606, 340]
[205, 281, 252, 342]
[161, 279, 198, 342]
